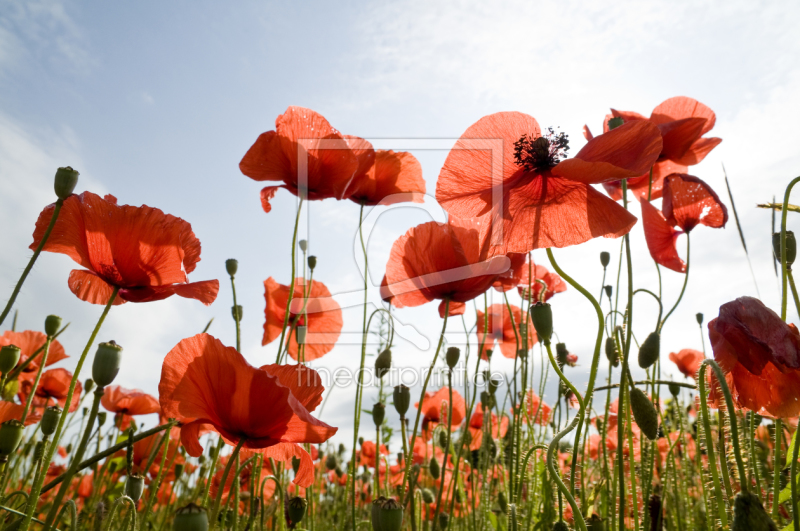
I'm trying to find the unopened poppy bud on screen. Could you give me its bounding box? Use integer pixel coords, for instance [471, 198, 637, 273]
[481, 390, 495, 410]
[438, 513, 450, 530]
[296, 326, 307, 345]
[668, 381, 681, 398]
[0, 420, 24, 459]
[0, 345, 20, 374]
[529, 303, 553, 344]
[428, 456, 440, 479]
[325, 454, 337, 471]
[604, 285, 612, 299]
[209, 446, 218, 459]
[41, 406, 61, 436]
[731, 490, 777, 531]
[379, 498, 404, 531]
[446, 346, 460, 369]
[630, 387, 659, 440]
[231, 305, 243, 321]
[696, 312, 704, 326]
[173, 503, 208, 531]
[375, 349, 392, 379]
[44, 315, 62, 337]
[299, 240, 308, 252]
[358, 437, 364, 446]
[438, 430, 448, 450]
[371, 496, 388, 531]
[773, 231, 797, 266]
[54, 166, 79, 200]
[286, 496, 307, 528]
[84, 379, 95, 393]
[393, 385, 410, 417]
[97, 411, 107, 427]
[125, 474, 145, 502]
[489, 376, 500, 396]
[92, 341, 122, 388]
[637, 331, 660, 369]
[225, 259, 238, 277]
[607, 116, 625, 130]
[287, 455, 299, 475]
[553, 522, 570, 531]
[337, 443, 346, 455]
[308, 255, 317, 270]
[484, 348, 493, 360]
[65, 443, 72, 454]
[335, 465, 344, 478]
[588, 513, 606, 531]
[421, 488, 434, 504]
[556, 343, 569, 366]
[605, 337, 619, 367]
[372, 403, 385, 426]
[174, 463, 184, 480]
[498, 490, 508, 513]
[600, 251, 610, 268]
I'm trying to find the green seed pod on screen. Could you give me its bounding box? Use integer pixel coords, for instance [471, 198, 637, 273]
[446, 346, 460, 369]
[605, 337, 619, 367]
[668, 381, 681, 398]
[231, 305, 243, 321]
[696, 312, 704, 326]
[0, 345, 21, 374]
[379, 498, 404, 531]
[773, 231, 797, 266]
[438, 513, 450, 530]
[92, 341, 123, 388]
[488, 376, 500, 396]
[421, 488, 434, 504]
[480, 391, 495, 410]
[325, 454, 337, 471]
[286, 496, 307, 528]
[529, 303, 553, 344]
[308, 255, 317, 270]
[498, 490, 508, 514]
[484, 348, 493, 360]
[372, 403, 386, 426]
[97, 411, 107, 427]
[607, 116, 625, 130]
[637, 331, 660, 369]
[588, 513, 606, 531]
[0, 420, 25, 458]
[731, 490, 778, 531]
[84, 379, 95, 394]
[225, 259, 238, 277]
[173, 503, 208, 531]
[174, 463, 184, 480]
[604, 285, 612, 299]
[54, 166, 80, 199]
[44, 315, 62, 337]
[41, 406, 61, 436]
[600, 251, 610, 268]
[438, 429, 448, 450]
[629, 387, 659, 440]
[292, 456, 301, 475]
[371, 496, 388, 531]
[125, 474, 145, 502]
[553, 522, 569, 531]
[299, 240, 308, 252]
[393, 385, 410, 417]
[428, 456, 440, 480]
[65, 443, 72, 454]
[375, 349, 392, 379]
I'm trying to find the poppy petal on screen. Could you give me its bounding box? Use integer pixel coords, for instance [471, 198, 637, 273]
[650, 96, 717, 136]
[255, 442, 316, 487]
[260, 364, 325, 412]
[344, 135, 376, 182]
[119, 279, 220, 306]
[348, 150, 426, 206]
[68, 270, 126, 306]
[657, 118, 707, 161]
[662, 174, 728, 232]
[180, 419, 213, 457]
[639, 199, 685, 273]
[671, 137, 722, 166]
[439, 300, 466, 318]
[260, 186, 281, 213]
[239, 131, 290, 182]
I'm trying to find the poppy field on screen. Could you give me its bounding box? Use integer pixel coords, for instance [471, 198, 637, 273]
[0, 97, 798, 531]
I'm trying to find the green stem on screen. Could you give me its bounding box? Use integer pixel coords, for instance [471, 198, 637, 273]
[202, 438, 227, 507]
[788, 270, 800, 318]
[6, 323, 70, 382]
[230, 273, 241, 353]
[210, 438, 246, 530]
[780, 177, 800, 320]
[660, 233, 690, 331]
[276, 198, 304, 361]
[791, 422, 800, 531]
[431, 369, 454, 531]
[772, 419, 783, 519]
[141, 424, 174, 523]
[20, 337, 51, 424]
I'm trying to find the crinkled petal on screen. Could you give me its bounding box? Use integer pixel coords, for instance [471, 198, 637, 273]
[639, 199, 685, 273]
[663, 173, 728, 232]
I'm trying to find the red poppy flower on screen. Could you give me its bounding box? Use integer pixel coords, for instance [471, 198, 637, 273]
[586, 97, 721, 201]
[669, 349, 704, 379]
[383, 219, 509, 318]
[262, 277, 343, 362]
[467, 403, 509, 451]
[491, 254, 527, 292]
[415, 387, 467, 438]
[709, 296, 800, 418]
[0, 330, 68, 381]
[436, 112, 662, 255]
[359, 440, 390, 467]
[662, 173, 728, 232]
[31, 192, 219, 306]
[639, 198, 686, 273]
[159, 334, 336, 472]
[101, 385, 160, 430]
[476, 303, 537, 359]
[516, 262, 567, 302]
[0, 400, 40, 425]
[18, 368, 81, 412]
[524, 391, 551, 426]
[240, 107, 362, 213]
[345, 150, 426, 206]
[132, 433, 183, 480]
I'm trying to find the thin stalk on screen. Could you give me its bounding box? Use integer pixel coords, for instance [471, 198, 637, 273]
[141, 424, 174, 522]
[431, 369, 454, 531]
[202, 437, 227, 507]
[660, 233, 690, 331]
[230, 272, 241, 352]
[210, 439, 246, 530]
[276, 198, 304, 361]
[20, 337, 51, 424]
[773, 419, 783, 518]
[780, 177, 800, 320]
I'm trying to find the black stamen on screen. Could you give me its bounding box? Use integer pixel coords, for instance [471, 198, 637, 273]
[513, 127, 570, 171]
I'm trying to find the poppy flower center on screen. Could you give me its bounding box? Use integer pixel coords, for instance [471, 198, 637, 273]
[513, 128, 569, 171]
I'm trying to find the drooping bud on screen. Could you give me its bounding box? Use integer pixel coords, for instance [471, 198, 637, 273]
[498, 490, 508, 514]
[231, 305, 243, 321]
[630, 387, 659, 440]
[600, 252, 610, 268]
[605, 337, 619, 367]
[0, 420, 25, 459]
[44, 315, 62, 337]
[308, 255, 317, 270]
[375, 349, 392, 379]
[371, 496, 388, 531]
[296, 326, 307, 345]
[607, 116, 625, 130]
[773, 231, 797, 267]
[173, 503, 209, 531]
[41, 406, 61, 436]
[299, 240, 308, 252]
[446, 346, 460, 369]
[372, 403, 385, 426]
[125, 474, 145, 502]
[286, 497, 307, 528]
[529, 303, 553, 344]
[438, 430, 447, 450]
[637, 331, 660, 369]
[731, 490, 778, 531]
[393, 385, 410, 417]
[54, 166, 79, 200]
[0, 345, 20, 374]
[92, 341, 122, 387]
[225, 259, 238, 277]
[428, 456, 440, 479]
[379, 498, 404, 531]
[438, 513, 450, 530]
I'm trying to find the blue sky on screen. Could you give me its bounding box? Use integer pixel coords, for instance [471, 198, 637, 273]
[1, 0, 799, 446]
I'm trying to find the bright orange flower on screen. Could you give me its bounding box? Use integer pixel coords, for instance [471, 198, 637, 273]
[709, 296, 800, 418]
[345, 150, 426, 206]
[239, 107, 362, 212]
[669, 349, 704, 379]
[31, 192, 219, 306]
[262, 277, 343, 361]
[662, 173, 728, 232]
[640, 199, 686, 273]
[436, 112, 662, 255]
[18, 368, 81, 412]
[0, 400, 40, 425]
[0, 330, 67, 381]
[476, 303, 537, 359]
[415, 387, 467, 439]
[159, 335, 336, 486]
[383, 219, 508, 318]
[523, 390, 551, 426]
[101, 385, 160, 429]
[467, 403, 509, 451]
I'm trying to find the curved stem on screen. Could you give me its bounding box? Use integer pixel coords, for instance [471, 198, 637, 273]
[276, 198, 304, 361]
[781, 177, 800, 320]
[633, 288, 663, 331]
[660, 233, 690, 330]
[0, 199, 64, 328]
[102, 496, 137, 531]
